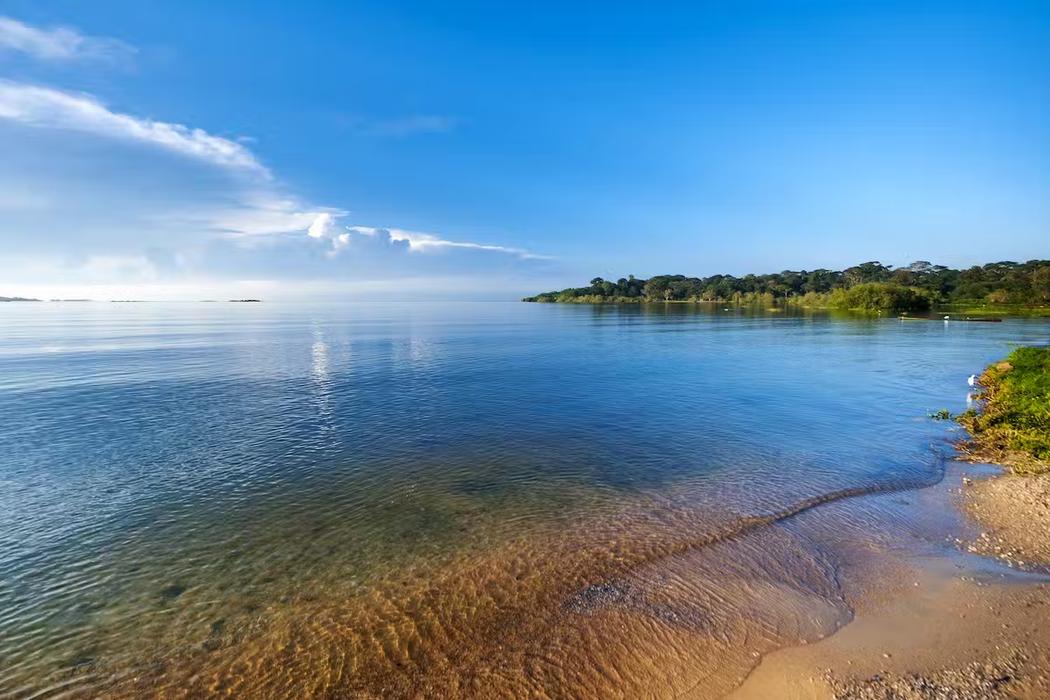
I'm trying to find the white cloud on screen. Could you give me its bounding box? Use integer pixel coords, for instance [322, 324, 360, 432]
[0, 81, 360, 247]
[343, 225, 551, 260]
[191, 195, 346, 239]
[0, 16, 134, 62]
[325, 232, 352, 258]
[0, 80, 268, 175]
[307, 212, 336, 238]
[0, 77, 550, 290]
[0, 81, 351, 249]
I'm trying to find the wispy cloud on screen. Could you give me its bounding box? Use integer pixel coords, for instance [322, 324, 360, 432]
[345, 225, 551, 260]
[0, 80, 347, 242]
[0, 72, 547, 290]
[197, 196, 345, 238]
[356, 114, 457, 137]
[0, 81, 268, 175]
[0, 16, 134, 62]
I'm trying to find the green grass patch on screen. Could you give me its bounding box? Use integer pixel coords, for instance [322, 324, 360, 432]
[958, 346, 1050, 474]
[936, 304, 1050, 318]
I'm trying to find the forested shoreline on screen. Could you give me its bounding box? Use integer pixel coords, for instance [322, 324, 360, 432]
[523, 260, 1050, 312]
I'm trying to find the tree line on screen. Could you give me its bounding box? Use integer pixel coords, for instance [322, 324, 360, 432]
[523, 260, 1050, 311]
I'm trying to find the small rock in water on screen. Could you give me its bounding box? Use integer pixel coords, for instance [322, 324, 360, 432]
[160, 583, 186, 600]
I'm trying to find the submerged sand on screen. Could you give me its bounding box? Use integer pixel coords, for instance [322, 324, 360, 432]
[733, 467, 1050, 700]
[22, 463, 1050, 698]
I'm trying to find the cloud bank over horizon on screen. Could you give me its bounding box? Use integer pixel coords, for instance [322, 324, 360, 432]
[0, 15, 554, 300]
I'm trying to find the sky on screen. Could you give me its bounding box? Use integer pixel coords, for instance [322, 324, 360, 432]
[0, 1, 1046, 300]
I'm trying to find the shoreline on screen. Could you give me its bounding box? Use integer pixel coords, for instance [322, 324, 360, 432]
[732, 463, 1050, 700]
[733, 348, 1050, 699]
[524, 298, 1050, 317]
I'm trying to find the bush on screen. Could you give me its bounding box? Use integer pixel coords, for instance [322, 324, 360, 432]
[827, 283, 932, 312]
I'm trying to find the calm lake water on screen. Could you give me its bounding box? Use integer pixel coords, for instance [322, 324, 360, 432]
[1, 302, 1046, 697]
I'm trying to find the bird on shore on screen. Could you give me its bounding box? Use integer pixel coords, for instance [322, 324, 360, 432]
[968, 374, 977, 387]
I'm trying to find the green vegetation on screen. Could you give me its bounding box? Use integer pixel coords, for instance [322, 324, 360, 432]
[825, 283, 932, 313]
[523, 260, 1050, 312]
[958, 347, 1050, 474]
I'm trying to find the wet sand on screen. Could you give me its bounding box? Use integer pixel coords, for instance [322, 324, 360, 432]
[733, 467, 1050, 700]
[963, 472, 1050, 568]
[732, 564, 1050, 699]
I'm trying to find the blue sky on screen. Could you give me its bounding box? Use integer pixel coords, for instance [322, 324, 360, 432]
[0, 1, 1046, 299]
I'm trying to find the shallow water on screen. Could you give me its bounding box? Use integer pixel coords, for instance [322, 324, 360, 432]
[0, 302, 1046, 697]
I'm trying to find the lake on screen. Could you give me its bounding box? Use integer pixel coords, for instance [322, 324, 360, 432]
[1, 302, 1046, 697]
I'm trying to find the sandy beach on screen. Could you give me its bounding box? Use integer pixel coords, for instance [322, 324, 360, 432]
[963, 474, 1050, 568]
[733, 465, 1050, 700]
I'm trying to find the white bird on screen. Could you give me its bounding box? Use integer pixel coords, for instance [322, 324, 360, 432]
[967, 374, 977, 387]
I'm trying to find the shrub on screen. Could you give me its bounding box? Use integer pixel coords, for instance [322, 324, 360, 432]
[827, 283, 932, 312]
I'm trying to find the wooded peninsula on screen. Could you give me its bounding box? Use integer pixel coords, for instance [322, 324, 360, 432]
[523, 260, 1050, 312]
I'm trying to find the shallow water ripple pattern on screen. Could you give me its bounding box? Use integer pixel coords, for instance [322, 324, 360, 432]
[0, 302, 1045, 697]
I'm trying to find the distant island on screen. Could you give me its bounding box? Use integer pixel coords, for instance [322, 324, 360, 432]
[524, 260, 1050, 313]
[1, 297, 264, 304]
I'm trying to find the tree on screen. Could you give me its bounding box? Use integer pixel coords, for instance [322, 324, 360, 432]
[1032, 266, 1050, 303]
[525, 259, 1050, 306]
[843, 261, 892, 286]
[643, 277, 670, 300]
[829, 283, 931, 312]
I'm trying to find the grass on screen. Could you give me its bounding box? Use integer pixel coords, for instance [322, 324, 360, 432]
[957, 346, 1050, 474]
[937, 304, 1050, 318]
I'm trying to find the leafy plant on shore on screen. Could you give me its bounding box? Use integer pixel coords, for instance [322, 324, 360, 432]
[958, 347, 1050, 474]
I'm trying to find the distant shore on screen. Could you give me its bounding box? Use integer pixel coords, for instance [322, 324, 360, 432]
[524, 260, 1050, 315]
[524, 295, 1050, 318]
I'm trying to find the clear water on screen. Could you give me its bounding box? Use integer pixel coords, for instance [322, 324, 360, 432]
[0, 302, 1046, 697]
